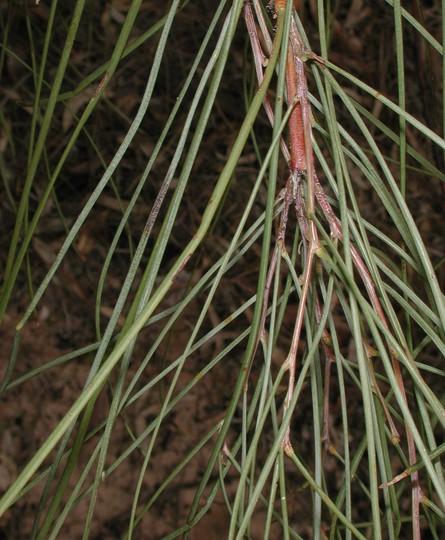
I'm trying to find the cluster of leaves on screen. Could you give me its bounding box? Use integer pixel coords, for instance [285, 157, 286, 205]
[0, 0, 444, 538]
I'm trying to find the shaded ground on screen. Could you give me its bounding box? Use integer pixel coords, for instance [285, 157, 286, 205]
[1, 1, 444, 538]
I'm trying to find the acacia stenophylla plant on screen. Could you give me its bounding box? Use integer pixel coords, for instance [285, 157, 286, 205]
[0, 0, 444, 538]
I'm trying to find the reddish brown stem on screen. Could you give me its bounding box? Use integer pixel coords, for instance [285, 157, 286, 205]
[286, 48, 306, 172]
[247, 8, 419, 511]
[244, 3, 290, 163]
[243, 181, 293, 389]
